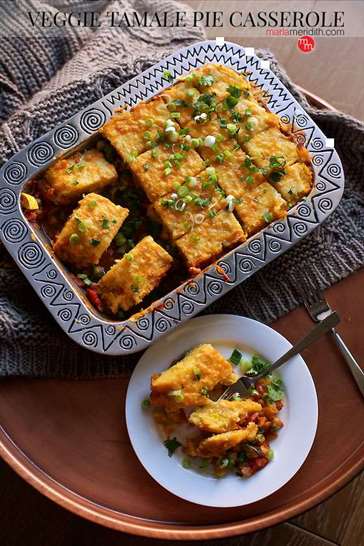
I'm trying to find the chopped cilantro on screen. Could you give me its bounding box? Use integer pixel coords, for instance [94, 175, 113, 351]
[266, 376, 284, 402]
[247, 354, 271, 375]
[164, 437, 181, 457]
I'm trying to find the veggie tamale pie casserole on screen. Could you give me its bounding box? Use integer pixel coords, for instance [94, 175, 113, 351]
[21, 63, 313, 320]
[146, 344, 284, 479]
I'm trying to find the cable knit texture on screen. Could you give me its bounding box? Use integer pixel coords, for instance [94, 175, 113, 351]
[0, 0, 363, 377]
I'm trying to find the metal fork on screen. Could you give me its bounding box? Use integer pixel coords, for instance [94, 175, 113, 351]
[219, 312, 340, 401]
[303, 289, 364, 398]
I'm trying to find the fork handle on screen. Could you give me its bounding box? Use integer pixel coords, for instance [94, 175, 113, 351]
[331, 329, 364, 398]
[254, 311, 340, 379]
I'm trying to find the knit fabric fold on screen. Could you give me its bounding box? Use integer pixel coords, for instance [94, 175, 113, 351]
[0, 0, 363, 377]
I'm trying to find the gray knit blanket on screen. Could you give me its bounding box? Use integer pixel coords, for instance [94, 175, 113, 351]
[0, 0, 363, 377]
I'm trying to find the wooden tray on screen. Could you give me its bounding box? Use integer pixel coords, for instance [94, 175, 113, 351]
[0, 91, 363, 540]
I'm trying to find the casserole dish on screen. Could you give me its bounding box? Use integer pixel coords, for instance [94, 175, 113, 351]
[0, 40, 344, 355]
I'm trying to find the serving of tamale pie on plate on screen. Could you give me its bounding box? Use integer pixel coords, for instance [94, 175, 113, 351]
[126, 314, 318, 507]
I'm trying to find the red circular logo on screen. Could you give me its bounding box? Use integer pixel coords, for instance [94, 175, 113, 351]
[297, 36, 316, 53]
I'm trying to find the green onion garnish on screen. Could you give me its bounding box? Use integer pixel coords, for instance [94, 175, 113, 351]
[163, 69, 173, 82]
[229, 348, 242, 365]
[69, 233, 80, 245]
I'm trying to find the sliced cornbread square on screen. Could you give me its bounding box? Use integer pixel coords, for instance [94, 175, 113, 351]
[130, 144, 205, 202]
[99, 97, 172, 164]
[44, 149, 117, 205]
[234, 181, 287, 235]
[175, 209, 246, 268]
[243, 128, 302, 170]
[97, 235, 173, 313]
[273, 162, 313, 207]
[151, 343, 237, 409]
[53, 193, 128, 269]
[152, 168, 227, 240]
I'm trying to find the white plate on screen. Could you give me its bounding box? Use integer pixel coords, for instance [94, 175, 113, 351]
[125, 315, 318, 507]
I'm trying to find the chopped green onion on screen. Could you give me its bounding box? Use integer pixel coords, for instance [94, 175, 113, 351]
[163, 69, 173, 82]
[69, 233, 80, 245]
[102, 218, 110, 229]
[90, 238, 100, 246]
[141, 398, 150, 410]
[224, 95, 239, 109]
[229, 348, 242, 365]
[167, 389, 184, 402]
[191, 138, 201, 149]
[76, 218, 86, 232]
[239, 358, 252, 373]
[193, 367, 201, 381]
[227, 85, 242, 98]
[263, 211, 273, 223]
[198, 74, 214, 87]
[87, 199, 97, 209]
